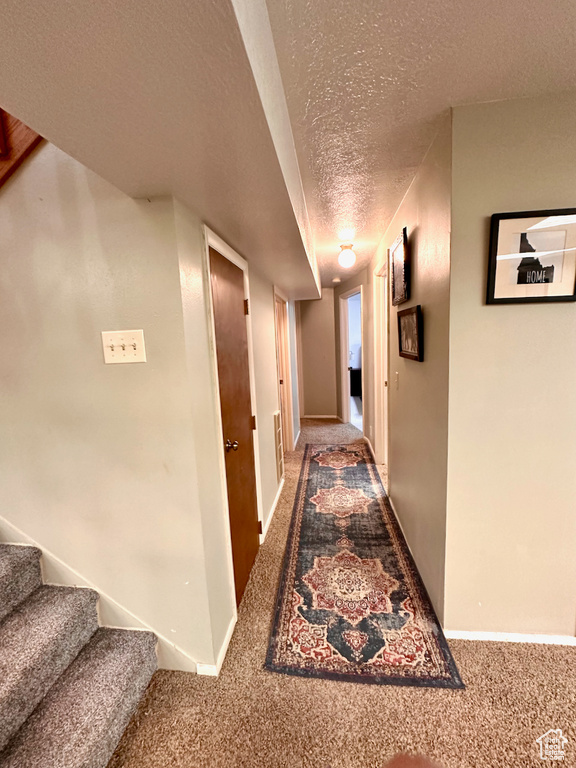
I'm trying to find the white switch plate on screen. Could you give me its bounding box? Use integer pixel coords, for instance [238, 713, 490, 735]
[102, 330, 146, 364]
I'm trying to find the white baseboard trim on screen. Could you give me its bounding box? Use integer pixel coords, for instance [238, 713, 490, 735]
[444, 629, 576, 646]
[197, 612, 238, 676]
[364, 436, 375, 459]
[0, 515, 198, 673]
[293, 429, 301, 449]
[302, 415, 341, 420]
[260, 478, 285, 542]
[386, 496, 414, 561]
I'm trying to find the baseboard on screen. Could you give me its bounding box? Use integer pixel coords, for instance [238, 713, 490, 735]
[0, 515, 198, 673]
[444, 629, 576, 646]
[293, 429, 301, 449]
[197, 612, 237, 676]
[261, 477, 285, 542]
[364, 436, 375, 459]
[302, 415, 341, 420]
[386, 496, 414, 561]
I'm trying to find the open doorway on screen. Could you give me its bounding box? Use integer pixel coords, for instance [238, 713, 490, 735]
[339, 288, 363, 431]
[373, 260, 389, 468]
[274, 292, 294, 461]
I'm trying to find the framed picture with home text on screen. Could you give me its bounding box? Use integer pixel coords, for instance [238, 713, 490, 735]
[487, 208, 576, 304]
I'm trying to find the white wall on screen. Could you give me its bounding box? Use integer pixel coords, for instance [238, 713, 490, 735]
[0, 142, 286, 668]
[298, 288, 338, 417]
[248, 268, 281, 525]
[0, 143, 217, 667]
[174, 202, 237, 663]
[445, 92, 576, 635]
[369, 117, 452, 619]
[288, 301, 302, 444]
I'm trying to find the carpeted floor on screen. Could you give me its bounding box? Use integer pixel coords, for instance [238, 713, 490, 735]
[108, 420, 576, 768]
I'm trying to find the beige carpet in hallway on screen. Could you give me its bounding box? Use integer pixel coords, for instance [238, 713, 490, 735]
[108, 420, 576, 768]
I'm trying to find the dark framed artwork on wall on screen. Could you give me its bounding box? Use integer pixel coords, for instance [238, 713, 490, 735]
[487, 208, 576, 304]
[390, 227, 410, 305]
[398, 305, 423, 362]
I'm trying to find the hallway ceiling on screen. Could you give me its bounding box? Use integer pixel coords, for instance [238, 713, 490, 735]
[1, 0, 576, 292]
[265, 0, 576, 284]
[0, 0, 319, 298]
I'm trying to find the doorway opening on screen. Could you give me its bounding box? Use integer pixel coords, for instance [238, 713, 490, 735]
[274, 292, 294, 466]
[205, 232, 262, 608]
[373, 259, 389, 468]
[339, 288, 363, 431]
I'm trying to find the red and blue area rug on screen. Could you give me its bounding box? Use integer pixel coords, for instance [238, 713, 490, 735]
[265, 444, 464, 688]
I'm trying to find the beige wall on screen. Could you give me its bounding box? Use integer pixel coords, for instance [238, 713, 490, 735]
[445, 93, 576, 635]
[287, 300, 302, 444]
[174, 202, 236, 663]
[298, 288, 338, 417]
[369, 116, 452, 619]
[0, 142, 284, 669]
[0, 143, 215, 666]
[248, 269, 281, 525]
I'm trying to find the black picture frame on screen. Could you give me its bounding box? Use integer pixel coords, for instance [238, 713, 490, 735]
[397, 305, 423, 362]
[487, 208, 576, 304]
[390, 227, 409, 306]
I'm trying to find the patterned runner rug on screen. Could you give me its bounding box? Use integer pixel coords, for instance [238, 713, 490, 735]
[265, 444, 464, 688]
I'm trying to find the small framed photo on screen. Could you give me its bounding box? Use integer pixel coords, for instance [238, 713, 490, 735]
[398, 305, 423, 362]
[487, 208, 576, 304]
[390, 227, 409, 305]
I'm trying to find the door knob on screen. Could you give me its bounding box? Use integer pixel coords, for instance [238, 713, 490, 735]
[225, 439, 239, 452]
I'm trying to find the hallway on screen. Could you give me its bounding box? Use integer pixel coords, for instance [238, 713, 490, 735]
[109, 421, 575, 768]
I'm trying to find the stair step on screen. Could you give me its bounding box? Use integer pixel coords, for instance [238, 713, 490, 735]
[0, 628, 157, 768]
[0, 585, 99, 752]
[0, 544, 42, 624]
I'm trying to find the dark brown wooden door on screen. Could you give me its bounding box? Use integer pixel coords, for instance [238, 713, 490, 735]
[209, 247, 260, 606]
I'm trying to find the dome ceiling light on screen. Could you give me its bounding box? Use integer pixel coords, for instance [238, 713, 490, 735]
[338, 243, 356, 269]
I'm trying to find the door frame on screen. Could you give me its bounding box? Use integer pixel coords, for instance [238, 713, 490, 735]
[202, 227, 265, 567]
[273, 288, 294, 453]
[373, 257, 389, 467]
[339, 286, 364, 429]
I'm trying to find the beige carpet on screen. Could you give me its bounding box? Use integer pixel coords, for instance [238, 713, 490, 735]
[108, 420, 576, 768]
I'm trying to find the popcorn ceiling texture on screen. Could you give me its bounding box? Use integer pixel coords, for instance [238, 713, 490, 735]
[108, 420, 576, 768]
[265, 0, 576, 284]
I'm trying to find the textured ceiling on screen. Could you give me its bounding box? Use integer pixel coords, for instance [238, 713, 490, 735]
[0, 0, 319, 298]
[2, 0, 576, 291]
[265, 0, 576, 284]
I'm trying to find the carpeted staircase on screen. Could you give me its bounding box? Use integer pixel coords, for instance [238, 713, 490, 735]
[0, 543, 157, 767]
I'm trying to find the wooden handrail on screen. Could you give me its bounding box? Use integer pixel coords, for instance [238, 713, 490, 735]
[0, 110, 43, 189]
[0, 110, 7, 156]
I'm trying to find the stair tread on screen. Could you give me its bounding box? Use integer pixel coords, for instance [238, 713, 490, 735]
[0, 585, 99, 752]
[0, 544, 41, 577]
[0, 628, 157, 768]
[0, 545, 42, 624]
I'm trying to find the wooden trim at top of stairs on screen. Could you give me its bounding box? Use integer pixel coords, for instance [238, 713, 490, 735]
[0, 110, 43, 189]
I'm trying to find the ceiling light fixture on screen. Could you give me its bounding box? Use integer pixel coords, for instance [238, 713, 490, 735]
[338, 243, 356, 269]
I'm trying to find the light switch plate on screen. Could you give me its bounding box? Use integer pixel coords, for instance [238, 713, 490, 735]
[102, 330, 146, 364]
